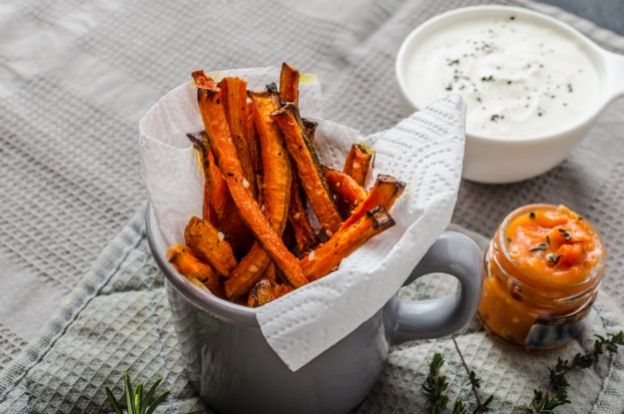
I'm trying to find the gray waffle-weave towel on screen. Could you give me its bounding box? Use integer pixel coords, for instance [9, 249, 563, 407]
[0, 211, 622, 413]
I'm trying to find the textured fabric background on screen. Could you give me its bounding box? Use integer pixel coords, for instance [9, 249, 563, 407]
[0, 214, 622, 413]
[0, 0, 623, 412]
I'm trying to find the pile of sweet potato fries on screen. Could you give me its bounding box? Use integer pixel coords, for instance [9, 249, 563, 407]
[167, 63, 405, 307]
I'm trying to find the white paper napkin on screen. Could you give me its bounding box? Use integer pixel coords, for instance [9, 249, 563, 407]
[138, 66, 465, 371]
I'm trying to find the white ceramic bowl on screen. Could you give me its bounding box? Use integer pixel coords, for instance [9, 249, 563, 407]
[396, 5, 624, 184]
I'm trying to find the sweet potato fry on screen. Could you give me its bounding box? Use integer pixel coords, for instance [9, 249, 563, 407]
[339, 174, 405, 231]
[279, 62, 300, 104]
[324, 167, 367, 215]
[278, 63, 318, 251]
[225, 245, 271, 299]
[220, 77, 257, 198]
[272, 103, 342, 235]
[251, 91, 292, 234]
[301, 207, 396, 280]
[224, 91, 295, 299]
[344, 143, 374, 186]
[187, 132, 253, 255]
[186, 133, 217, 224]
[289, 175, 319, 254]
[193, 71, 306, 288]
[247, 278, 294, 307]
[247, 279, 276, 307]
[243, 99, 261, 174]
[205, 144, 229, 219]
[185, 216, 238, 276]
[263, 262, 277, 281]
[167, 244, 224, 297]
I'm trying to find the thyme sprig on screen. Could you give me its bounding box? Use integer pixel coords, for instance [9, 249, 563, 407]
[423, 331, 623, 414]
[422, 339, 493, 414]
[522, 332, 624, 413]
[452, 337, 493, 413]
[422, 353, 450, 414]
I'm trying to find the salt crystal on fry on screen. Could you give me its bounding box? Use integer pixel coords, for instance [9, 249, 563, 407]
[217, 232, 225, 241]
[308, 251, 316, 261]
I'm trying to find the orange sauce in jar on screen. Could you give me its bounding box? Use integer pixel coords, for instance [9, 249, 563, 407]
[478, 204, 606, 349]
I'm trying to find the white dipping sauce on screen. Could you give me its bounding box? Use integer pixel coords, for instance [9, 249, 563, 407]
[406, 14, 601, 139]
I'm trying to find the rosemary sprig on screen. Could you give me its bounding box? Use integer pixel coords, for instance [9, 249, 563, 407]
[522, 332, 624, 414]
[105, 373, 201, 414]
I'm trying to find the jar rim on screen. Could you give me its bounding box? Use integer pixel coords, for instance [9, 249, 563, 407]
[496, 203, 607, 291]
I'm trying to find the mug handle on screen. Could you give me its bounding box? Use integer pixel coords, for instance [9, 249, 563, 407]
[385, 231, 483, 345]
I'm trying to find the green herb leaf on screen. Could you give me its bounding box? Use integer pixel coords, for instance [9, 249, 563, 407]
[452, 400, 468, 414]
[522, 331, 624, 413]
[422, 353, 450, 414]
[546, 253, 561, 265]
[558, 228, 572, 241]
[105, 374, 198, 414]
[530, 243, 548, 252]
[105, 386, 124, 414]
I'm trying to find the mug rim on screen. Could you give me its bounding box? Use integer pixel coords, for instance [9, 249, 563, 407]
[145, 203, 259, 325]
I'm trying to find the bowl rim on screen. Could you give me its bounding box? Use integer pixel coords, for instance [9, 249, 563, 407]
[395, 5, 609, 143]
[145, 202, 258, 325]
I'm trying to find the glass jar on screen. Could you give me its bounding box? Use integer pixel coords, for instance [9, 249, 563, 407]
[478, 204, 606, 350]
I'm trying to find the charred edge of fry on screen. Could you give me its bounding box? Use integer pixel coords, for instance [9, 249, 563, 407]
[279, 62, 300, 104]
[265, 82, 278, 94]
[186, 133, 204, 151]
[224, 244, 271, 299]
[272, 103, 342, 234]
[247, 279, 276, 307]
[367, 206, 396, 231]
[301, 207, 395, 280]
[186, 133, 218, 223]
[184, 216, 238, 277]
[302, 118, 318, 142]
[374, 174, 407, 201]
[339, 174, 405, 231]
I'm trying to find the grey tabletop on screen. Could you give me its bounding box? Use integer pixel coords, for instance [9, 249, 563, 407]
[0, 0, 623, 402]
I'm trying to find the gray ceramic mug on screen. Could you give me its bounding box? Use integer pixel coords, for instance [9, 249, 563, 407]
[146, 205, 483, 414]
